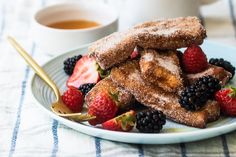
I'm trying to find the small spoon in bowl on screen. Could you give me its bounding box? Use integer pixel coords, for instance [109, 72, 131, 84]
[8, 36, 95, 121]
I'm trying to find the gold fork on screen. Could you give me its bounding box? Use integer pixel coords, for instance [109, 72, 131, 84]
[8, 36, 95, 121]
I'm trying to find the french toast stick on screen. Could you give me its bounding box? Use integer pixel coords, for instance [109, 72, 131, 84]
[186, 64, 232, 86]
[203, 100, 220, 122]
[89, 31, 138, 70]
[139, 49, 184, 93]
[85, 77, 134, 110]
[134, 16, 206, 49]
[110, 60, 220, 128]
[89, 16, 206, 70]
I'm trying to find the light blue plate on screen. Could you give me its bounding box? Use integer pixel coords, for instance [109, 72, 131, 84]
[31, 41, 236, 144]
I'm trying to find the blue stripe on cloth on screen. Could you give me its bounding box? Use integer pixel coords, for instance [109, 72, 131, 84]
[180, 143, 187, 157]
[137, 144, 144, 157]
[8, 43, 36, 157]
[229, 0, 236, 37]
[39, 0, 59, 156]
[51, 120, 59, 157]
[95, 137, 101, 157]
[221, 135, 230, 157]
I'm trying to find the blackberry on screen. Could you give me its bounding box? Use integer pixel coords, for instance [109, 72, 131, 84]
[78, 83, 96, 95]
[179, 76, 221, 111]
[63, 55, 82, 75]
[136, 110, 166, 133]
[209, 58, 235, 79]
[180, 85, 208, 111]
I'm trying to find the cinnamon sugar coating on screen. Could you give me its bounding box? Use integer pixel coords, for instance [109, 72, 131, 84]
[89, 16, 206, 70]
[88, 16, 222, 128]
[134, 16, 206, 50]
[110, 60, 220, 128]
[203, 100, 220, 122]
[139, 49, 184, 93]
[89, 31, 138, 70]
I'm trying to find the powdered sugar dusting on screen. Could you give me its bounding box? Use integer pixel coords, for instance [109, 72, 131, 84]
[95, 32, 127, 54]
[90, 17, 206, 70]
[150, 28, 179, 37]
[157, 57, 179, 75]
[135, 26, 179, 37]
[142, 52, 154, 62]
[128, 70, 145, 84]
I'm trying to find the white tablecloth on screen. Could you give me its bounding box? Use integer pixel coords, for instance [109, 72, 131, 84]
[1, 0, 236, 156]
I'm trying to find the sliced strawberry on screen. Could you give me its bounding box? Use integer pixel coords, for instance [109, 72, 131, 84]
[67, 55, 100, 88]
[102, 110, 136, 132]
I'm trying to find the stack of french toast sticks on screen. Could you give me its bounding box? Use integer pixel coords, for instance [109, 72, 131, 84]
[85, 17, 232, 128]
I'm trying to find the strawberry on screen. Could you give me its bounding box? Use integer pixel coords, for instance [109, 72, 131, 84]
[182, 44, 208, 74]
[130, 49, 139, 59]
[102, 110, 136, 132]
[62, 87, 84, 112]
[215, 87, 236, 116]
[67, 55, 100, 88]
[88, 91, 119, 125]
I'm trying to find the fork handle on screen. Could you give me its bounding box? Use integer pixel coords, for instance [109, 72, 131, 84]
[7, 36, 61, 101]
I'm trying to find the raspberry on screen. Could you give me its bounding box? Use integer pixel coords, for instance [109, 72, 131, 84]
[183, 45, 208, 74]
[62, 87, 84, 112]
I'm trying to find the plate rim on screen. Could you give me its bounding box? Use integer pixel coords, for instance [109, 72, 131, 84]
[30, 40, 236, 144]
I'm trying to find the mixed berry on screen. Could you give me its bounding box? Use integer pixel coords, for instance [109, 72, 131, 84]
[179, 76, 221, 111]
[66, 55, 100, 88]
[63, 55, 82, 75]
[88, 91, 119, 125]
[62, 87, 84, 112]
[78, 83, 96, 95]
[215, 87, 236, 116]
[136, 110, 166, 133]
[182, 44, 208, 74]
[61, 44, 236, 133]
